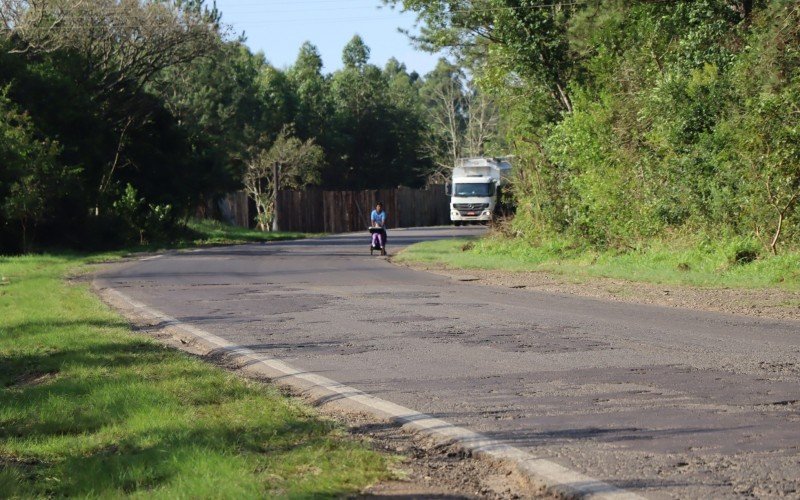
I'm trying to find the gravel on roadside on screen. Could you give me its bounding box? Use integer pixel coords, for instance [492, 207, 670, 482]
[397, 262, 800, 322]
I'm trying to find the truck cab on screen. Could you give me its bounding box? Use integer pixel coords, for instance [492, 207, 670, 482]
[447, 158, 511, 225]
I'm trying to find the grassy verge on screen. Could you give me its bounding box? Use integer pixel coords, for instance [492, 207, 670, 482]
[180, 219, 312, 247]
[0, 253, 390, 498]
[395, 234, 800, 290]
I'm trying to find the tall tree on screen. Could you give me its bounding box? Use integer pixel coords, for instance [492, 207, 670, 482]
[3, 0, 221, 214]
[243, 126, 323, 231]
[420, 59, 468, 181]
[342, 34, 370, 69]
[388, 0, 577, 113]
[155, 41, 269, 199]
[287, 42, 331, 142]
[384, 58, 430, 186]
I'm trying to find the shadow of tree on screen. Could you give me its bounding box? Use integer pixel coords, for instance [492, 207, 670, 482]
[0, 317, 386, 497]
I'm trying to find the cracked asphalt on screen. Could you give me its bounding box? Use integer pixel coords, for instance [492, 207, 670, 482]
[96, 227, 800, 499]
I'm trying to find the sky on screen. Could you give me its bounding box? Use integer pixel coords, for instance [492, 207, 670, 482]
[212, 0, 444, 75]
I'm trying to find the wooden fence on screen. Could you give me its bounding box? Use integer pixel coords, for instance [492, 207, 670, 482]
[275, 185, 449, 233]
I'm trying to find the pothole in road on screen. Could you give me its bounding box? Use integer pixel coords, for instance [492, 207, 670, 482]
[410, 325, 613, 354]
[362, 291, 441, 300]
[189, 294, 335, 316]
[382, 315, 440, 324]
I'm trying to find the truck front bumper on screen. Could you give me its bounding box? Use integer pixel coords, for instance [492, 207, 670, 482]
[451, 209, 492, 222]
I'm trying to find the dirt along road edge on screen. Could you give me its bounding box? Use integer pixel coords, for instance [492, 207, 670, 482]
[93, 279, 643, 500]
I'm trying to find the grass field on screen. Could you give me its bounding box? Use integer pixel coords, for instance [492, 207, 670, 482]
[0, 251, 391, 498]
[395, 233, 800, 290]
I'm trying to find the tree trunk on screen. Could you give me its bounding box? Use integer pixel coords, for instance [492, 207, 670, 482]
[20, 218, 28, 254]
[96, 117, 133, 216]
[256, 203, 267, 232]
[555, 81, 573, 113]
[770, 211, 784, 255]
[255, 199, 266, 231]
[271, 162, 281, 232]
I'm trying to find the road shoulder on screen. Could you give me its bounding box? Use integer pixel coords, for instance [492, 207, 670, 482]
[92, 277, 546, 500]
[395, 261, 800, 322]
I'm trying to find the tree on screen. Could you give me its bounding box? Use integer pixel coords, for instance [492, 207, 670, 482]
[6, 0, 218, 98]
[383, 58, 430, 187]
[0, 4, 469, 251]
[0, 89, 65, 252]
[155, 41, 270, 200]
[342, 34, 370, 69]
[464, 84, 500, 157]
[419, 59, 500, 183]
[257, 63, 298, 137]
[3, 0, 221, 214]
[243, 126, 323, 231]
[420, 60, 466, 183]
[388, 0, 578, 112]
[0, 0, 84, 53]
[725, 2, 800, 254]
[392, 0, 800, 251]
[286, 42, 330, 141]
[328, 37, 392, 188]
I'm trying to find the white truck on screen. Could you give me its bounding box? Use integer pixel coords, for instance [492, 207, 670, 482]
[446, 157, 511, 225]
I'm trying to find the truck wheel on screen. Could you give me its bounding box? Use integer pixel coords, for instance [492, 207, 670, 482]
[453, 221, 462, 227]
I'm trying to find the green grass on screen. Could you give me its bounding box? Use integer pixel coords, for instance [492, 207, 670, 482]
[181, 219, 312, 247]
[0, 254, 391, 498]
[395, 234, 800, 290]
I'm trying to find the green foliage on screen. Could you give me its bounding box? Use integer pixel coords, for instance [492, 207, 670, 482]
[111, 184, 175, 245]
[0, 2, 442, 253]
[395, 0, 800, 252]
[243, 126, 325, 230]
[286, 43, 327, 141]
[185, 218, 309, 246]
[720, 4, 800, 253]
[325, 40, 432, 188]
[342, 35, 371, 69]
[0, 90, 66, 253]
[156, 41, 273, 196]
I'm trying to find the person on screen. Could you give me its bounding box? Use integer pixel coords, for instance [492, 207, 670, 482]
[370, 202, 387, 255]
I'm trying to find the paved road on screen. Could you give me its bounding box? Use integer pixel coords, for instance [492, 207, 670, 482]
[97, 227, 800, 499]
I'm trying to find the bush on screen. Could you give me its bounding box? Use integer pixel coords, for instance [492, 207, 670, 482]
[503, 1, 800, 253]
[112, 184, 176, 245]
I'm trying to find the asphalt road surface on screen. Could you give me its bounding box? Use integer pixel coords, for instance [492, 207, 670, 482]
[97, 227, 800, 499]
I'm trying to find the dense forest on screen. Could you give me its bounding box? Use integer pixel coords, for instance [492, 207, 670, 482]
[394, 0, 800, 255]
[0, 0, 496, 252]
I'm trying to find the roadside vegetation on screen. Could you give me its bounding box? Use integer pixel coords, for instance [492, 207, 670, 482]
[0, 0, 498, 254]
[4, 0, 799, 273]
[393, 0, 800, 270]
[397, 234, 800, 290]
[181, 219, 309, 247]
[0, 252, 392, 498]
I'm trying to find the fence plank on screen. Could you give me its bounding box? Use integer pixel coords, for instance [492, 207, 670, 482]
[267, 185, 448, 233]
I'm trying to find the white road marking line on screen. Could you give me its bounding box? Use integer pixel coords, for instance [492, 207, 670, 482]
[139, 255, 163, 261]
[101, 286, 645, 500]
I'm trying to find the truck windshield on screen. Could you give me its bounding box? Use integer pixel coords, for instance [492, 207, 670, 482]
[453, 183, 494, 197]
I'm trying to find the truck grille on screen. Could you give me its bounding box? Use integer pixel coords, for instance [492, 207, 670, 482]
[453, 203, 489, 216]
[453, 203, 489, 211]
